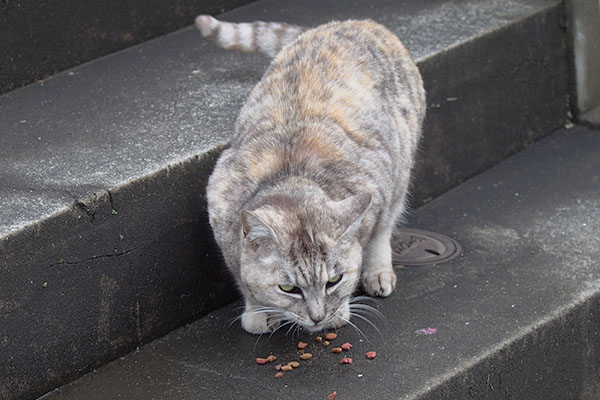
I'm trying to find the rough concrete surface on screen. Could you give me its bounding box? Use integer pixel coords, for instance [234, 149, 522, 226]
[39, 127, 600, 399]
[0, 0, 566, 398]
[0, 0, 256, 94]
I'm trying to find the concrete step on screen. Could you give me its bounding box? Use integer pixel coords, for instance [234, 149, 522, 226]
[0, 0, 567, 398]
[39, 126, 600, 399]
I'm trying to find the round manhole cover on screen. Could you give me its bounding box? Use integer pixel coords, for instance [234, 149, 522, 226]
[392, 228, 462, 267]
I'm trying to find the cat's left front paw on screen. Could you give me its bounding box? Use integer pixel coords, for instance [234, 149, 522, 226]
[241, 311, 272, 334]
[362, 268, 397, 297]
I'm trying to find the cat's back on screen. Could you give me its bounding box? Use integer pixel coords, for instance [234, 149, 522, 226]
[231, 19, 425, 163]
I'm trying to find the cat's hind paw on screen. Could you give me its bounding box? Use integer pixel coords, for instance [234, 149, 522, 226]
[362, 268, 397, 297]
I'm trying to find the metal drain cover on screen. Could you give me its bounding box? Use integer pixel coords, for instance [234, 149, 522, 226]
[392, 228, 462, 266]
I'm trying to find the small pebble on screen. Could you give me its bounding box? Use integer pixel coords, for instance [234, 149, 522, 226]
[332, 347, 343, 353]
[299, 353, 313, 360]
[275, 372, 284, 379]
[297, 341, 308, 349]
[325, 333, 338, 341]
[341, 342, 353, 351]
[366, 351, 377, 359]
[340, 357, 353, 365]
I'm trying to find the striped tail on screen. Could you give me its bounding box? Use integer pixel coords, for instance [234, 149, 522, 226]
[195, 15, 308, 57]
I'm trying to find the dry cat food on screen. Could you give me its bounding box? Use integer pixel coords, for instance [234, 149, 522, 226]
[323, 341, 330, 346]
[299, 352, 313, 360]
[281, 365, 293, 371]
[316, 336, 323, 343]
[341, 342, 353, 351]
[275, 372, 284, 379]
[256, 355, 277, 365]
[325, 333, 338, 341]
[288, 361, 301, 368]
[366, 351, 377, 359]
[340, 357, 353, 365]
[331, 347, 343, 353]
[297, 341, 308, 349]
[328, 391, 338, 400]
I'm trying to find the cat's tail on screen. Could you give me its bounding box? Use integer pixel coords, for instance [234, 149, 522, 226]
[195, 15, 308, 57]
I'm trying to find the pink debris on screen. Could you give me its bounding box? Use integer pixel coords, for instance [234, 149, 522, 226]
[366, 351, 377, 359]
[340, 357, 353, 364]
[415, 327, 438, 336]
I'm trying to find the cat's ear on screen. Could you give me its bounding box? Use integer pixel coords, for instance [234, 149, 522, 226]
[327, 192, 372, 239]
[241, 209, 280, 249]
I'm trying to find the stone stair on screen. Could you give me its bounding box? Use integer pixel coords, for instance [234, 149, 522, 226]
[0, 0, 578, 398]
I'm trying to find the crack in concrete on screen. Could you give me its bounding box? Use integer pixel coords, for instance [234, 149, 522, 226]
[49, 248, 136, 267]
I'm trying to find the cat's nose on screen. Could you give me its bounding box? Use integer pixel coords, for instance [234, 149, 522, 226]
[308, 309, 325, 325]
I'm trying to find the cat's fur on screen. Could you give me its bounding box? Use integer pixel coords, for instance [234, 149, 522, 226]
[197, 15, 425, 334]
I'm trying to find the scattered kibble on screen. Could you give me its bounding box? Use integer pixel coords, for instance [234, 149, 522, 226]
[328, 391, 338, 400]
[256, 357, 269, 365]
[288, 361, 300, 368]
[281, 365, 293, 371]
[267, 355, 277, 363]
[297, 341, 308, 349]
[299, 353, 313, 360]
[332, 347, 343, 353]
[274, 364, 282, 371]
[366, 351, 377, 359]
[316, 336, 323, 343]
[325, 333, 338, 341]
[341, 342, 353, 351]
[323, 340, 330, 346]
[275, 372, 284, 379]
[340, 357, 353, 365]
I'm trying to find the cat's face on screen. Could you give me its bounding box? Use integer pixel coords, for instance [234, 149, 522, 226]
[239, 192, 370, 332]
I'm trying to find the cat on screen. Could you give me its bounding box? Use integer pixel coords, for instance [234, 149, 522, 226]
[196, 15, 425, 334]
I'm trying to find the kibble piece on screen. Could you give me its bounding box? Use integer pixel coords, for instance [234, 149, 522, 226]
[316, 336, 323, 343]
[332, 347, 343, 353]
[323, 341, 330, 346]
[281, 365, 293, 371]
[328, 391, 338, 400]
[340, 357, 353, 365]
[325, 332, 338, 341]
[267, 355, 278, 363]
[341, 342, 353, 351]
[288, 361, 300, 368]
[297, 341, 308, 349]
[275, 372, 284, 379]
[299, 352, 313, 360]
[366, 351, 377, 359]
[256, 357, 269, 365]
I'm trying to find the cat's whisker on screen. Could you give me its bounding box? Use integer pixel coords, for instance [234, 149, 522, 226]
[349, 311, 383, 338]
[339, 316, 370, 343]
[349, 303, 386, 321]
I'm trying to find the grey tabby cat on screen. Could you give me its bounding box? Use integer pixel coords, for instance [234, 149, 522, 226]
[196, 15, 425, 334]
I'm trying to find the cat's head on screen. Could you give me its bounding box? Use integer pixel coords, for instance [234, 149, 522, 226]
[239, 191, 371, 332]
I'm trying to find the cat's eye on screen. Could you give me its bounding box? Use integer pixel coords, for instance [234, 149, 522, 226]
[279, 284, 302, 295]
[326, 274, 343, 289]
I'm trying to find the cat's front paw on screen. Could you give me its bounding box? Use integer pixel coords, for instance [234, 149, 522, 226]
[241, 311, 272, 334]
[362, 268, 397, 297]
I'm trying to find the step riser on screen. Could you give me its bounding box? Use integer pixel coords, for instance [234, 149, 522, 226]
[1, 3, 567, 400]
[422, 292, 600, 399]
[415, 5, 567, 204]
